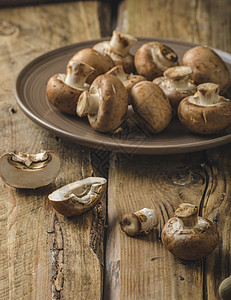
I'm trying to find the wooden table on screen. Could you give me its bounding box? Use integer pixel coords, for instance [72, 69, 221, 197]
[0, 1, 230, 299]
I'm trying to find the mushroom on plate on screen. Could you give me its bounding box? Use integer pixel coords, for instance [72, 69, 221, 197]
[131, 81, 172, 133]
[120, 208, 158, 237]
[106, 65, 146, 104]
[153, 66, 197, 111]
[0, 150, 61, 189]
[134, 41, 179, 81]
[178, 82, 231, 134]
[77, 74, 128, 133]
[46, 60, 94, 115]
[182, 45, 230, 94]
[93, 30, 137, 73]
[68, 48, 114, 84]
[48, 177, 107, 216]
[161, 203, 219, 260]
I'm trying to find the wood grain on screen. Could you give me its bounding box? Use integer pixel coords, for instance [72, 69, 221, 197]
[0, 2, 110, 299]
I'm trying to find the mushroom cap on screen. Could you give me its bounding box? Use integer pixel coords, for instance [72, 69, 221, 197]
[69, 48, 114, 84]
[48, 177, 107, 216]
[161, 215, 219, 260]
[131, 81, 172, 133]
[182, 45, 230, 94]
[80, 74, 128, 133]
[0, 150, 61, 189]
[134, 41, 179, 80]
[46, 74, 82, 115]
[178, 94, 231, 135]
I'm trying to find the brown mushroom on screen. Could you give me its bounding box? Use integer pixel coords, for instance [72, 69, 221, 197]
[93, 30, 137, 73]
[106, 65, 146, 104]
[134, 41, 179, 81]
[69, 48, 114, 84]
[48, 177, 107, 216]
[77, 74, 128, 133]
[46, 60, 94, 115]
[161, 203, 219, 260]
[182, 45, 230, 94]
[153, 66, 197, 111]
[131, 81, 172, 133]
[178, 83, 231, 134]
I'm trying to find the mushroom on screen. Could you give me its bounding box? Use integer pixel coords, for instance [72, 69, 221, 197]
[131, 81, 172, 133]
[106, 65, 146, 104]
[93, 30, 137, 73]
[46, 60, 94, 115]
[0, 150, 61, 189]
[182, 45, 230, 94]
[219, 276, 231, 300]
[153, 66, 197, 111]
[120, 208, 158, 237]
[48, 177, 107, 216]
[134, 41, 179, 81]
[161, 203, 219, 260]
[77, 74, 128, 133]
[178, 83, 231, 134]
[69, 48, 114, 84]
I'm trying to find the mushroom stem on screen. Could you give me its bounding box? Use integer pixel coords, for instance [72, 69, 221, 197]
[189, 83, 223, 106]
[106, 65, 128, 82]
[109, 30, 137, 57]
[11, 150, 48, 167]
[63, 60, 94, 89]
[163, 66, 194, 90]
[151, 44, 178, 71]
[77, 90, 100, 117]
[174, 203, 198, 228]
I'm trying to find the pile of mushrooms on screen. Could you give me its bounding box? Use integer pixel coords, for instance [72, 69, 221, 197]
[46, 30, 231, 135]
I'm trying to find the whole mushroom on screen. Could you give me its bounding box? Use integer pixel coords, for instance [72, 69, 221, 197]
[68, 48, 114, 84]
[153, 66, 197, 111]
[0, 150, 61, 189]
[93, 30, 137, 73]
[48, 177, 107, 216]
[182, 45, 230, 94]
[161, 203, 219, 260]
[77, 74, 128, 133]
[131, 81, 172, 133]
[178, 83, 231, 134]
[46, 60, 94, 115]
[134, 41, 179, 81]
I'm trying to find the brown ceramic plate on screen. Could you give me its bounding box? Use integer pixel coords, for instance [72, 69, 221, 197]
[14, 37, 231, 154]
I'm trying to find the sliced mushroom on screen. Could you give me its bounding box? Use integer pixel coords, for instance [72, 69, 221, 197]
[77, 74, 128, 133]
[46, 60, 94, 115]
[182, 45, 230, 94]
[161, 203, 219, 260]
[120, 208, 158, 237]
[134, 41, 179, 81]
[131, 81, 172, 133]
[106, 65, 146, 104]
[69, 48, 114, 84]
[219, 276, 231, 300]
[153, 66, 197, 111]
[93, 30, 137, 73]
[178, 83, 231, 134]
[0, 150, 61, 189]
[48, 177, 107, 216]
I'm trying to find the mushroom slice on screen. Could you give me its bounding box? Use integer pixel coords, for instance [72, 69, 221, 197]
[131, 81, 172, 133]
[161, 203, 219, 260]
[178, 83, 231, 134]
[134, 41, 179, 80]
[77, 74, 128, 133]
[93, 30, 137, 73]
[219, 276, 231, 300]
[46, 60, 94, 115]
[0, 150, 61, 189]
[106, 65, 146, 104]
[120, 208, 158, 237]
[153, 66, 197, 111]
[48, 177, 107, 216]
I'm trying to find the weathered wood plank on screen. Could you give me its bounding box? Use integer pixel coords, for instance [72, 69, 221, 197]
[0, 2, 110, 299]
[106, 0, 231, 299]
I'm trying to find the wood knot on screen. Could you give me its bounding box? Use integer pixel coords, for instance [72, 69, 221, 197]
[0, 21, 19, 38]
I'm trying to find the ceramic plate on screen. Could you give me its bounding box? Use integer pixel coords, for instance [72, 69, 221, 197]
[14, 37, 231, 154]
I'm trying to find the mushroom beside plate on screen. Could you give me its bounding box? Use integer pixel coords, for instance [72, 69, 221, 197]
[14, 37, 231, 155]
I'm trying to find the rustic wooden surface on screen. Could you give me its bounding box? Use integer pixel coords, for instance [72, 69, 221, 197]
[0, 1, 231, 300]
